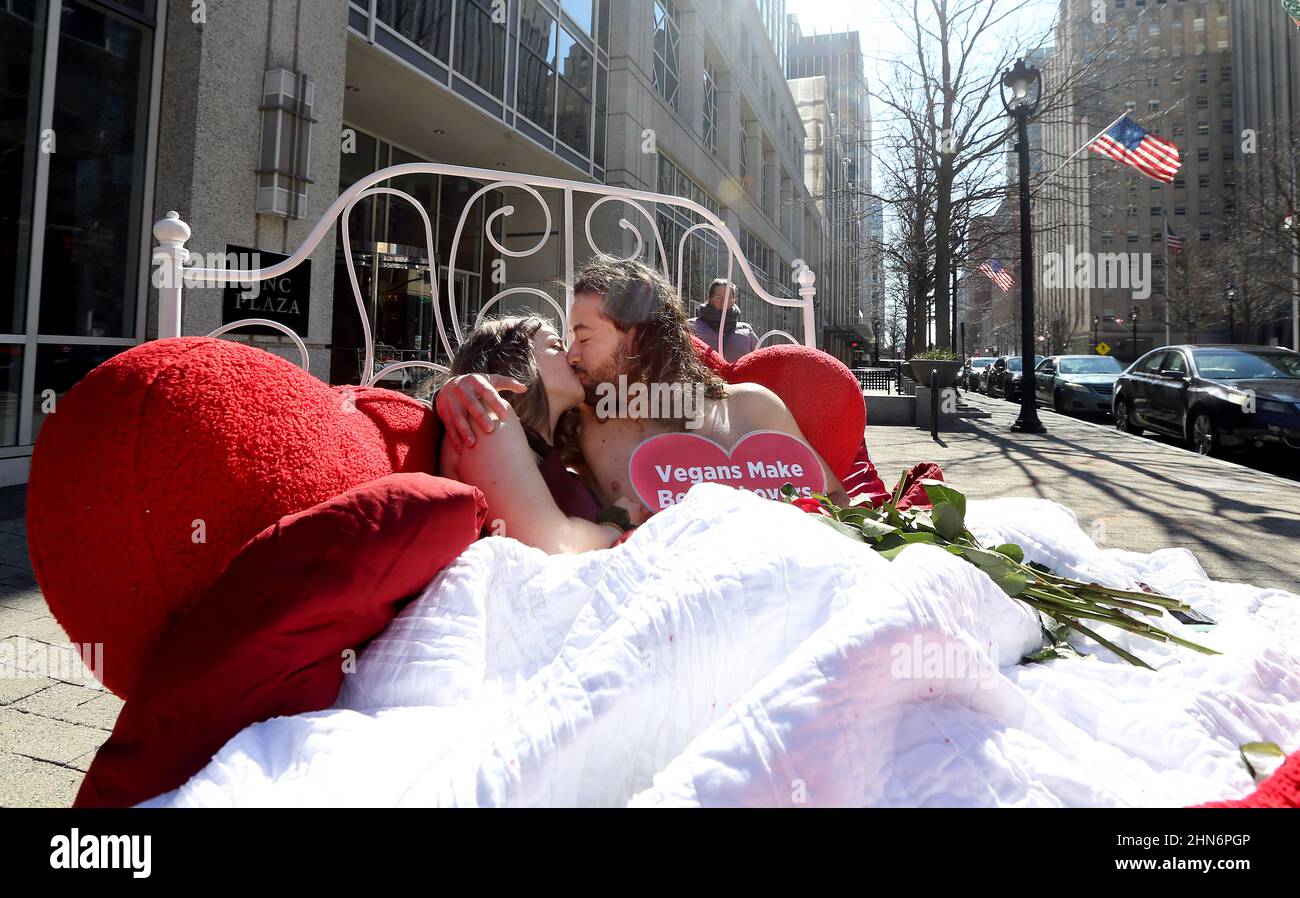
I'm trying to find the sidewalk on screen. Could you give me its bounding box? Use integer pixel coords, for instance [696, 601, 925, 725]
[0, 487, 121, 808]
[865, 393, 1300, 592]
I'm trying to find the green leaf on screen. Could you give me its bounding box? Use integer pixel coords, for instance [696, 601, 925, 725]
[779, 483, 798, 500]
[958, 545, 1016, 579]
[921, 480, 966, 518]
[1021, 644, 1087, 665]
[815, 515, 866, 542]
[930, 502, 966, 541]
[995, 543, 1026, 564]
[908, 511, 938, 533]
[1240, 742, 1285, 783]
[993, 570, 1028, 597]
[858, 517, 899, 540]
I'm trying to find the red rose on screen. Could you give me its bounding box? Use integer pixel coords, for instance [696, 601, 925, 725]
[792, 497, 830, 517]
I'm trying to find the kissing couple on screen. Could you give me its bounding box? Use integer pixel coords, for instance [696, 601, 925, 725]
[434, 258, 848, 553]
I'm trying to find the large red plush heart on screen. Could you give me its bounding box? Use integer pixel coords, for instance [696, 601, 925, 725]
[723, 344, 865, 479]
[27, 337, 439, 698]
[629, 430, 826, 512]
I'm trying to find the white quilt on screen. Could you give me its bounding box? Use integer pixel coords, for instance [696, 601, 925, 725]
[143, 484, 1300, 807]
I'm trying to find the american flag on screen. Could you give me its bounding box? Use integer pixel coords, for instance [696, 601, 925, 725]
[1164, 219, 1185, 255]
[979, 258, 1014, 293]
[1089, 115, 1182, 183]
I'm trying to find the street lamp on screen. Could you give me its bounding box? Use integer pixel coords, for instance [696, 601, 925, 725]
[871, 316, 881, 364]
[1092, 314, 1101, 351]
[1001, 58, 1045, 434]
[1226, 284, 1237, 343]
[1130, 305, 1140, 359]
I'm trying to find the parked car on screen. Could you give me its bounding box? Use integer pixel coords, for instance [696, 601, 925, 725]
[987, 355, 1044, 401]
[1112, 345, 1300, 456]
[963, 357, 995, 390]
[1033, 354, 1125, 415]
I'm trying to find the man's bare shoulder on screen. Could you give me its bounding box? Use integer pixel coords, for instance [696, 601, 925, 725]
[723, 380, 783, 407]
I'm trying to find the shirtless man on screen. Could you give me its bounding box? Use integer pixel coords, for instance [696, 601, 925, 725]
[436, 259, 848, 528]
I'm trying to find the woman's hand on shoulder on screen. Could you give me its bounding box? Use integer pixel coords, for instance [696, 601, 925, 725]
[435, 373, 527, 452]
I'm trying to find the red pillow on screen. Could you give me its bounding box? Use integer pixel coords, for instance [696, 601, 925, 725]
[73, 472, 485, 808]
[27, 337, 439, 698]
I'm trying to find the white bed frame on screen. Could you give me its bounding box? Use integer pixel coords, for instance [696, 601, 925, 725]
[151, 162, 818, 386]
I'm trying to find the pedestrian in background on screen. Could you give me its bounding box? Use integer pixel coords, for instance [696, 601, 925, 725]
[689, 278, 759, 363]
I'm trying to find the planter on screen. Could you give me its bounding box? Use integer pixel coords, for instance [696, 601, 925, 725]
[905, 358, 963, 389]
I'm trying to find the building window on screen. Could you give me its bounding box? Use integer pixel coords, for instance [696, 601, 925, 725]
[517, 0, 557, 130]
[455, 0, 507, 98]
[378, 0, 452, 63]
[1196, 95, 1208, 109]
[652, 0, 680, 112]
[1198, 174, 1210, 188]
[556, 26, 594, 153]
[1196, 121, 1209, 135]
[702, 58, 718, 153]
[1197, 147, 1210, 161]
[8, 0, 159, 450]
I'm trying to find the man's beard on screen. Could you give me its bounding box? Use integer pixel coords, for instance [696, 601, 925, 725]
[576, 335, 634, 407]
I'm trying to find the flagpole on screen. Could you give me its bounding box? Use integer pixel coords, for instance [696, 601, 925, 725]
[1035, 112, 1129, 195]
[1164, 218, 1171, 345]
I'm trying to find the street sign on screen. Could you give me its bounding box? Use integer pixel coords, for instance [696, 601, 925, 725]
[1096, 341, 1111, 356]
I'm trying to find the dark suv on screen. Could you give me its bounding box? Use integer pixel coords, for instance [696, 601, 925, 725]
[1112, 345, 1300, 455]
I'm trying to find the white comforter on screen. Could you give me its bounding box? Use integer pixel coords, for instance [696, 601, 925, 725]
[144, 484, 1300, 807]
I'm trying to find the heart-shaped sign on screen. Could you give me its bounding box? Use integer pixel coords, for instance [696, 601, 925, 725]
[629, 429, 827, 513]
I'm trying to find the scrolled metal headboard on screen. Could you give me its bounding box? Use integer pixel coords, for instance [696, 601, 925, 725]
[151, 162, 818, 385]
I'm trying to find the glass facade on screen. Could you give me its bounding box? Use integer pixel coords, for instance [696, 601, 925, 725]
[652, 0, 680, 111]
[331, 128, 505, 394]
[353, 0, 608, 180]
[1, 0, 155, 451]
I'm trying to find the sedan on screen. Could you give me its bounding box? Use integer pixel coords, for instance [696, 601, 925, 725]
[1112, 345, 1300, 456]
[987, 355, 1044, 401]
[963, 357, 995, 391]
[1034, 354, 1125, 416]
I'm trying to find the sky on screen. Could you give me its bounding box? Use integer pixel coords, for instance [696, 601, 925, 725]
[786, 0, 1061, 193]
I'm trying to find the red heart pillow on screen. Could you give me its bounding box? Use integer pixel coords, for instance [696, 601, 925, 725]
[73, 472, 485, 808]
[726, 344, 866, 479]
[27, 337, 439, 698]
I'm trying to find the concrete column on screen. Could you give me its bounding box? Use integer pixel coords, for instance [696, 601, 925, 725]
[152, 0, 347, 382]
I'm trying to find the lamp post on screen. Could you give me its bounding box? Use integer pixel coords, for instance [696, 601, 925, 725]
[1002, 59, 1046, 434]
[1226, 284, 1237, 343]
[1092, 314, 1101, 352]
[871, 316, 881, 365]
[1130, 305, 1140, 360]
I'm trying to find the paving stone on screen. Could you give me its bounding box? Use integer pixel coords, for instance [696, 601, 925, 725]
[0, 674, 57, 706]
[0, 706, 109, 766]
[0, 605, 41, 639]
[0, 588, 49, 614]
[0, 750, 84, 808]
[14, 682, 122, 731]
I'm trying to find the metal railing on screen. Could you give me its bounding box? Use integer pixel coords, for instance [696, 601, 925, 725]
[151, 162, 819, 388]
